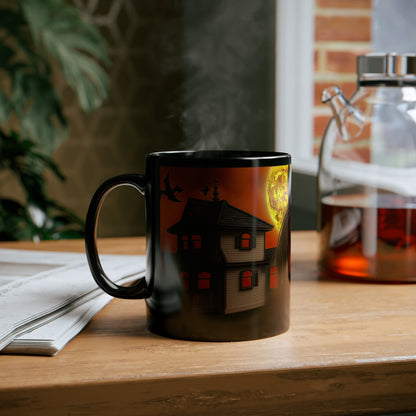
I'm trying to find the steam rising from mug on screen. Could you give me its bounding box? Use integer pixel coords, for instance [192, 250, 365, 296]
[178, 0, 274, 150]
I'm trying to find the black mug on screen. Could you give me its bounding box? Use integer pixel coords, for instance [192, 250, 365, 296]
[85, 150, 291, 341]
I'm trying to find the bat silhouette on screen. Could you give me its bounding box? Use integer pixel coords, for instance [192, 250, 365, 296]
[161, 173, 183, 202]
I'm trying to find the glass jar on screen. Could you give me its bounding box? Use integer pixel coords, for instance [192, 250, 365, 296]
[318, 53, 416, 282]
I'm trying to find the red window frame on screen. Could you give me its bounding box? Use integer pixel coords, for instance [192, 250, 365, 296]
[181, 235, 202, 250]
[239, 270, 258, 291]
[240, 233, 252, 249]
[238, 232, 256, 250]
[192, 235, 201, 249]
[181, 235, 189, 250]
[198, 272, 211, 290]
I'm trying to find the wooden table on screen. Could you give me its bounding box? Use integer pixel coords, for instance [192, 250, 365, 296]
[1, 231, 416, 416]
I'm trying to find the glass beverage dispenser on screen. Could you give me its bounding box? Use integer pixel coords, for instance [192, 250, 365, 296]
[319, 53, 416, 282]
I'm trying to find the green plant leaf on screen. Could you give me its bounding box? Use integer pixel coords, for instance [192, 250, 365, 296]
[0, 8, 45, 72]
[0, 198, 33, 241]
[0, 129, 86, 241]
[0, 91, 10, 124]
[19, 0, 110, 113]
[0, 130, 64, 207]
[11, 71, 68, 154]
[0, 43, 15, 70]
[0, 0, 105, 241]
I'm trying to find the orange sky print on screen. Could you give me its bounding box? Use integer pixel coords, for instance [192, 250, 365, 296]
[159, 165, 290, 252]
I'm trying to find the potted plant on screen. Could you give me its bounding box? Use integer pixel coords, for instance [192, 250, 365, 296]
[0, 0, 109, 240]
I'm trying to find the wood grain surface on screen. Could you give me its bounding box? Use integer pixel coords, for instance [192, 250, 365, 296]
[1, 231, 416, 415]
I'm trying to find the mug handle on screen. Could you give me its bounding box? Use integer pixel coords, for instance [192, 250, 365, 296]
[85, 174, 150, 299]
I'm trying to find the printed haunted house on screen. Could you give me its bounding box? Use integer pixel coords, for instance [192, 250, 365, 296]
[167, 196, 279, 315]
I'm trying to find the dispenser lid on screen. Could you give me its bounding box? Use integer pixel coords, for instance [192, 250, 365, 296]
[357, 53, 416, 84]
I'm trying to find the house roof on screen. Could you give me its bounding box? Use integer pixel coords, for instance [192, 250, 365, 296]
[167, 198, 274, 234]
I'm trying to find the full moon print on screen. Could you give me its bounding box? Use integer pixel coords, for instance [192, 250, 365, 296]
[266, 166, 289, 236]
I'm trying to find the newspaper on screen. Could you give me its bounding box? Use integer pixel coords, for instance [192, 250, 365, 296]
[0, 249, 145, 356]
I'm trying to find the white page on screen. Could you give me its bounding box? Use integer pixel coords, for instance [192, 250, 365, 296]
[0, 249, 146, 352]
[3, 294, 111, 356]
[2, 270, 145, 356]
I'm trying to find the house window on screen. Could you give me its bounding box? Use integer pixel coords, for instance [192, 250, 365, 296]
[181, 271, 190, 291]
[181, 235, 189, 250]
[270, 266, 278, 288]
[192, 235, 201, 249]
[238, 232, 256, 250]
[181, 235, 201, 250]
[239, 270, 258, 291]
[198, 272, 211, 290]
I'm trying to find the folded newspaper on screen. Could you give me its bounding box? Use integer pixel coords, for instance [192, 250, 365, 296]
[0, 249, 145, 356]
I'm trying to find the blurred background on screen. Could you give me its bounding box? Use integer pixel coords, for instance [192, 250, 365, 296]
[0, 0, 413, 240]
[57, 0, 276, 238]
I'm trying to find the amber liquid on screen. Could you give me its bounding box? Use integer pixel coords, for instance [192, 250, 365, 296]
[320, 194, 416, 282]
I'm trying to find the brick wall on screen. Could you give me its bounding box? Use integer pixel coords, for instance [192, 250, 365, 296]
[313, 0, 372, 155]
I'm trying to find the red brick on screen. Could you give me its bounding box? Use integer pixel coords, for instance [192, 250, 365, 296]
[334, 144, 371, 163]
[315, 15, 371, 42]
[317, 0, 372, 9]
[326, 51, 360, 74]
[314, 115, 332, 138]
[356, 123, 372, 141]
[314, 119, 372, 161]
[314, 115, 372, 141]
[313, 136, 371, 161]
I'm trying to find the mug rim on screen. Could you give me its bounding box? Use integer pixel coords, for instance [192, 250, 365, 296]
[147, 150, 291, 167]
